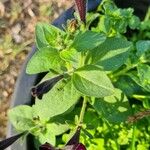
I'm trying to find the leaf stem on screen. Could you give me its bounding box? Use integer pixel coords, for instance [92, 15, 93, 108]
[144, 7, 150, 21]
[111, 64, 137, 80]
[131, 123, 136, 150]
[78, 96, 88, 125]
[132, 94, 150, 99]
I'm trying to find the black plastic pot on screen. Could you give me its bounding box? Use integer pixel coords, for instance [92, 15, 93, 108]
[6, 1, 102, 150]
[6, 0, 150, 149]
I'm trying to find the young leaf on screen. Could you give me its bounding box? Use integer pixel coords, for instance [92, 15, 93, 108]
[72, 31, 106, 52]
[127, 71, 144, 88]
[35, 113, 69, 146]
[33, 79, 80, 121]
[91, 89, 132, 123]
[47, 123, 69, 137]
[127, 66, 150, 93]
[8, 105, 35, 132]
[86, 12, 100, 28]
[72, 65, 114, 98]
[90, 37, 132, 71]
[129, 16, 140, 30]
[35, 23, 65, 49]
[136, 40, 150, 57]
[38, 129, 56, 146]
[26, 47, 64, 74]
[93, 15, 112, 34]
[60, 48, 80, 68]
[137, 64, 150, 92]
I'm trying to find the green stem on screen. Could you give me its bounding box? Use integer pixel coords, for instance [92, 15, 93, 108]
[111, 64, 137, 80]
[144, 7, 150, 21]
[131, 123, 136, 150]
[78, 96, 88, 125]
[132, 94, 150, 99]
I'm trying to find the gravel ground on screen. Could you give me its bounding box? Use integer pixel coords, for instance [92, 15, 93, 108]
[0, 0, 72, 139]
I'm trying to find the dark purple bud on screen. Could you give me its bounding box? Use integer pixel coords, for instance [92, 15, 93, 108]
[39, 127, 86, 150]
[39, 142, 56, 150]
[74, 0, 87, 23]
[64, 143, 86, 150]
[31, 75, 63, 99]
[73, 143, 86, 150]
[0, 132, 25, 150]
[66, 126, 81, 146]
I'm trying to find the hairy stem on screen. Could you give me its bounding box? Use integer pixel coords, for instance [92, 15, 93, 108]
[78, 96, 88, 125]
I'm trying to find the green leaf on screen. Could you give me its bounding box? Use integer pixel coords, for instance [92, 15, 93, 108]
[35, 23, 65, 49]
[72, 31, 106, 52]
[91, 89, 132, 123]
[129, 16, 140, 30]
[60, 48, 80, 68]
[86, 12, 100, 28]
[102, 0, 117, 14]
[136, 40, 150, 57]
[127, 71, 143, 87]
[114, 75, 144, 97]
[72, 65, 114, 98]
[96, 15, 112, 34]
[137, 64, 150, 92]
[35, 119, 69, 146]
[83, 109, 100, 129]
[38, 129, 56, 146]
[46, 122, 69, 136]
[127, 66, 150, 92]
[114, 18, 127, 33]
[26, 47, 64, 74]
[33, 79, 80, 121]
[8, 105, 35, 132]
[91, 37, 132, 71]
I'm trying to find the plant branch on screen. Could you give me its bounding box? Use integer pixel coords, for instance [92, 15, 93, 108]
[78, 96, 88, 125]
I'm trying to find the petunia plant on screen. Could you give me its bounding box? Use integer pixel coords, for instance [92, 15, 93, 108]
[1, 0, 150, 149]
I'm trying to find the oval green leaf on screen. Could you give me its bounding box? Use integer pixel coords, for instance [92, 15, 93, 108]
[72, 65, 114, 98]
[72, 31, 106, 52]
[26, 47, 64, 74]
[33, 79, 80, 121]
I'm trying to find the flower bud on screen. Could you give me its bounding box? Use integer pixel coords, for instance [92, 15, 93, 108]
[0, 132, 25, 149]
[31, 74, 63, 99]
[39, 142, 55, 150]
[74, 0, 87, 23]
